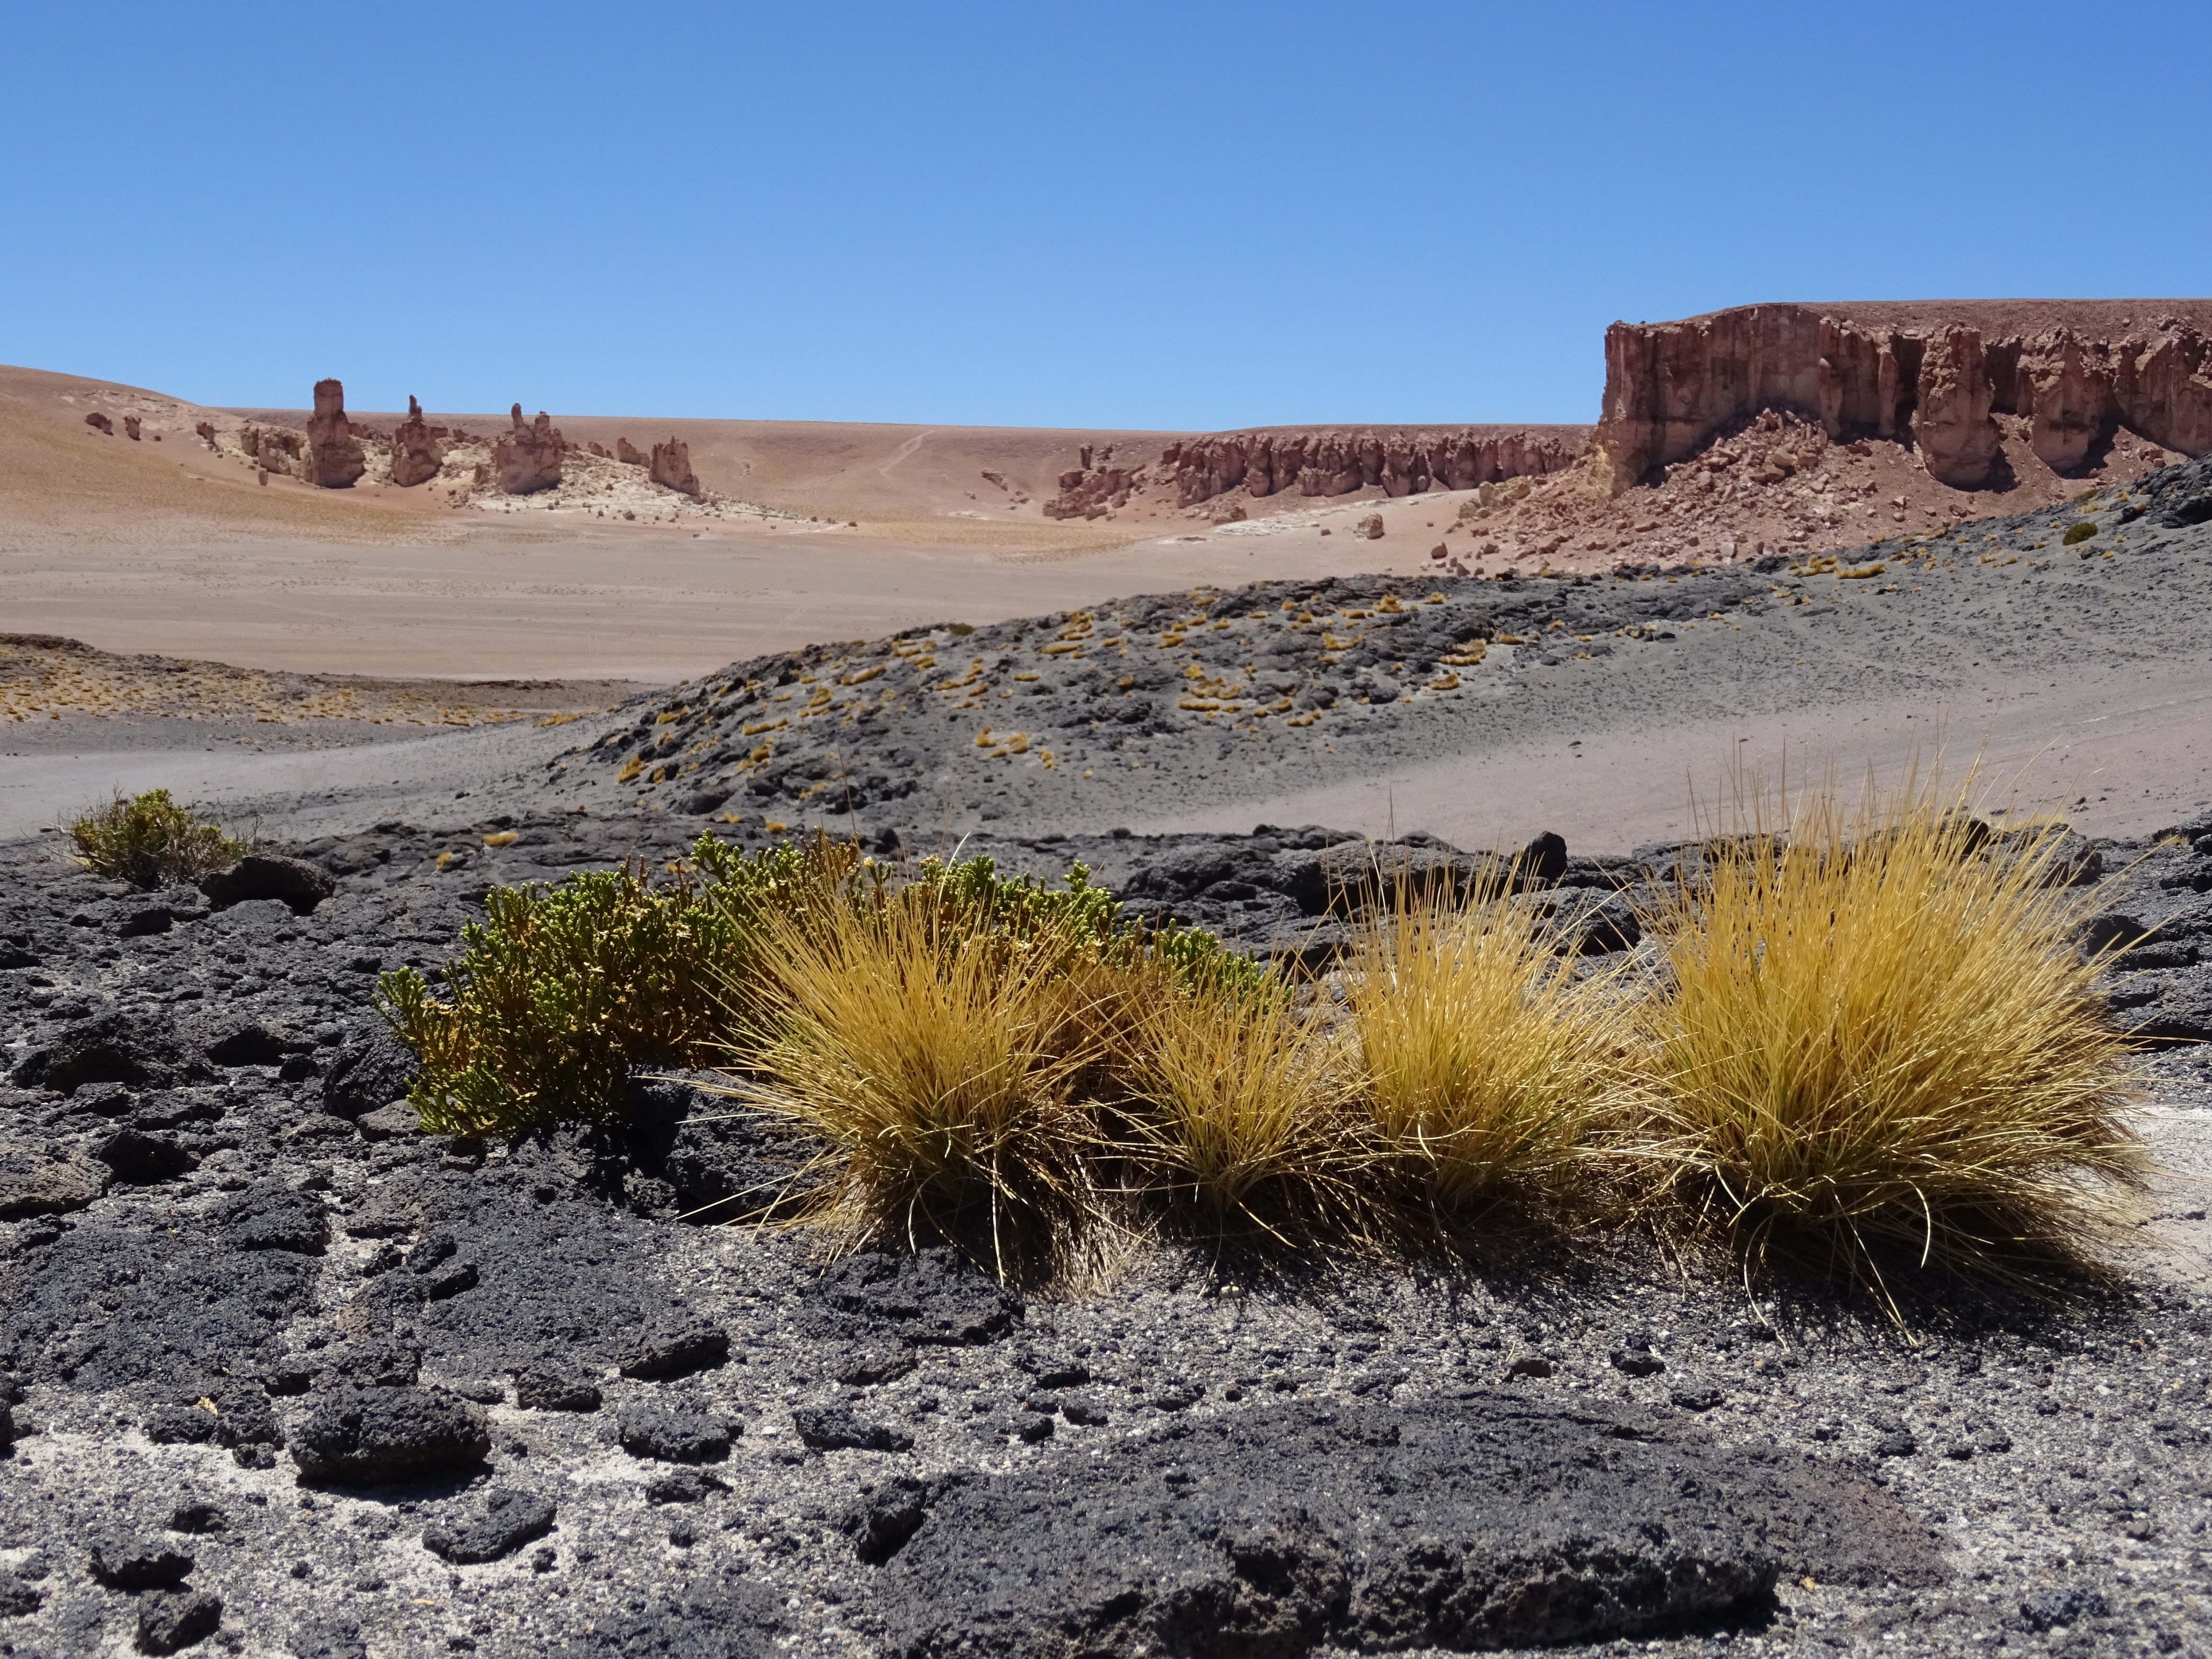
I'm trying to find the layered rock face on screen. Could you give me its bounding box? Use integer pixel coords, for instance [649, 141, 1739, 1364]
[304, 378, 366, 489]
[1595, 301, 2212, 492]
[389, 396, 446, 488]
[649, 437, 701, 499]
[1046, 427, 1586, 519]
[616, 437, 648, 467]
[493, 404, 564, 495]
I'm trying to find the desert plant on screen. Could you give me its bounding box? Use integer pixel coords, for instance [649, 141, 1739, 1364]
[68, 788, 245, 887]
[2062, 521, 2098, 545]
[1120, 977, 1362, 1237]
[1640, 773, 2149, 1298]
[378, 856, 756, 1136]
[1346, 874, 1644, 1214]
[718, 883, 1113, 1273]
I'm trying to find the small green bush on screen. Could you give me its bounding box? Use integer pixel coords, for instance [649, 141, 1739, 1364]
[2062, 521, 2097, 545]
[379, 833, 1264, 1138]
[68, 788, 245, 888]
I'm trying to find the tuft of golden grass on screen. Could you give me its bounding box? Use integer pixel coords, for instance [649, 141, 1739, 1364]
[1346, 873, 1645, 1214]
[1640, 771, 2150, 1296]
[721, 884, 1109, 1275]
[1121, 978, 1362, 1237]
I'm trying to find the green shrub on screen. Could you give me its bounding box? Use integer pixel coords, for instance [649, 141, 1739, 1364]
[2062, 521, 2097, 545]
[68, 788, 245, 887]
[379, 833, 1265, 1139]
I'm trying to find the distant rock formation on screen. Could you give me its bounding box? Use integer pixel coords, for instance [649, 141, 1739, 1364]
[494, 404, 564, 495]
[194, 420, 217, 450]
[649, 437, 701, 499]
[123, 415, 142, 441]
[616, 438, 648, 466]
[1046, 427, 1587, 518]
[84, 412, 113, 435]
[305, 378, 367, 489]
[241, 425, 304, 476]
[389, 396, 445, 488]
[1595, 302, 2212, 492]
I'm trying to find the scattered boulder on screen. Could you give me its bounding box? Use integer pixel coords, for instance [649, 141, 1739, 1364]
[96, 1128, 200, 1185]
[649, 437, 702, 500]
[495, 404, 565, 495]
[321, 1029, 418, 1120]
[305, 378, 367, 489]
[422, 1489, 557, 1563]
[807, 1249, 1022, 1346]
[124, 415, 143, 441]
[791, 1406, 914, 1454]
[514, 1364, 602, 1413]
[616, 1406, 734, 1464]
[136, 1590, 223, 1656]
[616, 1319, 730, 1380]
[85, 411, 114, 435]
[89, 1536, 194, 1590]
[389, 395, 445, 488]
[199, 854, 335, 915]
[219, 1180, 328, 1254]
[0, 1143, 110, 1219]
[11, 1011, 207, 1095]
[290, 1387, 490, 1483]
[1356, 513, 1385, 539]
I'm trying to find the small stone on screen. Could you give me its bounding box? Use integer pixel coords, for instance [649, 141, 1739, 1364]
[1670, 1386, 1724, 1412]
[831, 1344, 918, 1387]
[290, 1387, 490, 1483]
[1015, 1413, 1055, 1443]
[514, 1365, 601, 1413]
[645, 1468, 727, 1504]
[421, 1489, 557, 1564]
[1059, 1395, 1110, 1428]
[1506, 1356, 1554, 1380]
[1148, 1379, 1205, 1412]
[135, 1589, 222, 1655]
[617, 1407, 733, 1464]
[354, 1103, 419, 1142]
[616, 1319, 730, 1381]
[792, 1406, 914, 1453]
[89, 1536, 194, 1589]
[199, 854, 335, 915]
[165, 1501, 228, 1535]
[1873, 1428, 1918, 1458]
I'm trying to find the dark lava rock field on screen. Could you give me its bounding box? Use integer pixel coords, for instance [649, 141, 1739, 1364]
[2, 459, 2212, 1656]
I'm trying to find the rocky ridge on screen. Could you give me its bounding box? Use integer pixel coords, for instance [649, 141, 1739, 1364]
[1595, 300, 2212, 493]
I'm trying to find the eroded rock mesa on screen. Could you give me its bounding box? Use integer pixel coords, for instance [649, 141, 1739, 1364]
[305, 377, 367, 489]
[389, 395, 446, 488]
[493, 404, 564, 495]
[1047, 427, 1585, 518]
[1596, 301, 2212, 492]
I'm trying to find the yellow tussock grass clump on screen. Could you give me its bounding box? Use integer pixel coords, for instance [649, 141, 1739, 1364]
[1642, 770, 2149, 1296]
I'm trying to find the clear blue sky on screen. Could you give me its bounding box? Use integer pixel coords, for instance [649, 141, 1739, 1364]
[4, 2, 2206, 430]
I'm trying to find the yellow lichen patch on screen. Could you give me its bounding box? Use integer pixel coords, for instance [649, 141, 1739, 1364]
[482, 831, 519, 848]
[1439, 641, 1489, 666]
[840, 664, 887, 686]
[616, 756, 645, 783]
[1040, 642, 1085, 656]
[1428, 671, 1461, 691]
[741, 717, 787, 737]
[1838, 561, 1887, 580]
[1006, 733, 1029, 754]
[1012, 672, 1041, 682]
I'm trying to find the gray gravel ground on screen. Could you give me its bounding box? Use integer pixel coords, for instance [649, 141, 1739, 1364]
[4, 459, 2212, 1657]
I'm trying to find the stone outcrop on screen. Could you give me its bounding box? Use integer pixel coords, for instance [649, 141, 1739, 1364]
[389, 396, 445, 488]
[1595, 301, 2212, 492]
[194, 420, 217, 449]
[493, 404, 564, 495]
[123, 416, 142, 441]
[1045, 427, 1585, 518]
[84, 412, 113, 435]
[649, 437, 702, 500]
[305, 378, 366, 489]
[616, 438, 648, 466]
[240, 425, 304, 476]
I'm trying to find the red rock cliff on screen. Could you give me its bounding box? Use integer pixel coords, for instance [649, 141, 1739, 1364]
[1594, 300, 2212, 492]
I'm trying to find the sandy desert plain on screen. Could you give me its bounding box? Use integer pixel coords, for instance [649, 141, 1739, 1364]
[5, 301, 2212, 1659]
